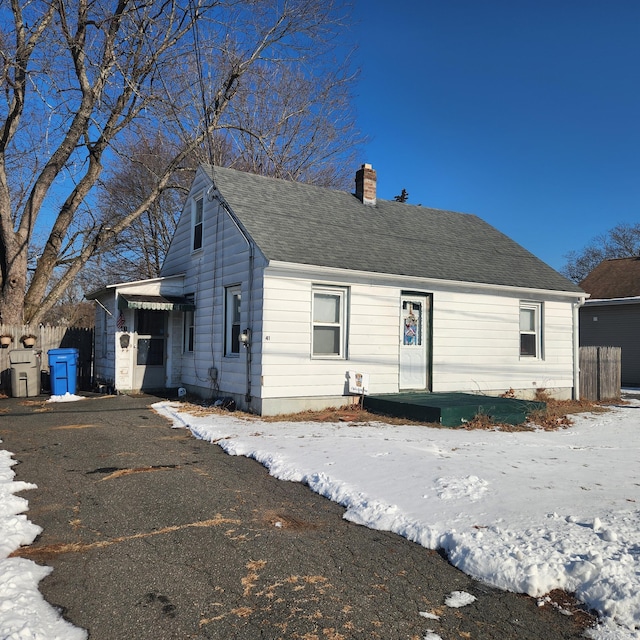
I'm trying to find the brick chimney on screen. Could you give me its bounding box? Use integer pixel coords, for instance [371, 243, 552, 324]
[355, 163, 376, 205]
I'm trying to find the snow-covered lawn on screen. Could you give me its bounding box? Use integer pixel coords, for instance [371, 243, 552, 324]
[154, 398, 640, 640]
[1, 395, 639, 639]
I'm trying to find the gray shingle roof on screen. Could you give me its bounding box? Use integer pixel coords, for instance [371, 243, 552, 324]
[206, 165, 582, 293]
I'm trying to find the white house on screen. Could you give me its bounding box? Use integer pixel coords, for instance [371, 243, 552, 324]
[87, 164, 586, 414]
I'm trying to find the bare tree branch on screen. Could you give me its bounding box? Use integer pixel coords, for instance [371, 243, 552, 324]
[0, 0, 361, 324]
[562, 222, 640, 282]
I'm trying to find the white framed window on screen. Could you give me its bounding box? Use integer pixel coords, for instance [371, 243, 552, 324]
[225, 285, 241, 356]
[520, 302, 543, 358]
[312, 286, 348, 358]
[183, 294, 195, 353]
[192, 196, 203, 251]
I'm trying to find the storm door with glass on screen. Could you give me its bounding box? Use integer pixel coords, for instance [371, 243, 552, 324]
[133, 309, 166, 389]
[399, 294, 430, 390]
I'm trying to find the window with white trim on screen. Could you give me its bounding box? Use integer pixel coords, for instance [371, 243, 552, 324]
[312, 287, 348, 358]
[183, 294, 195, 353]
[192, 196, 203, 251]
[519, 302, 542, 358]
[225, 286, 241, 356]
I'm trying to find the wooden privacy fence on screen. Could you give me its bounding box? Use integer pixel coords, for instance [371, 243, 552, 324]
[0, 325, 93, 395]
[580, 346, 621, 401]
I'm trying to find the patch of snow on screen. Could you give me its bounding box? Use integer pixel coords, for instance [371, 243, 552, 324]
[47, 393, 85, 403]
[445, 590, 477, 608]
[0, 439, 88, 639]
[418, 611, 440, 620]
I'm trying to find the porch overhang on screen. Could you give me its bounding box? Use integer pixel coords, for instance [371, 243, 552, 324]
[117, 294, 195, 312]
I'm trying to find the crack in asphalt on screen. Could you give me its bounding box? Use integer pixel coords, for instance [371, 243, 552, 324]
[11, 515, 241, 558]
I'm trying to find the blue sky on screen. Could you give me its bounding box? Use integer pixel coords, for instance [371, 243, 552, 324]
[350, 1, 640, 273]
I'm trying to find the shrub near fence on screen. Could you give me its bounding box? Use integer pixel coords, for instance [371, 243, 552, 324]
[0, 325, 93, 395]
[580, 346, 621, 401]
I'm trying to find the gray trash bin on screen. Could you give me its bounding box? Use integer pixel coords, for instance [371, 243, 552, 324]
[9, 349, 41, 397]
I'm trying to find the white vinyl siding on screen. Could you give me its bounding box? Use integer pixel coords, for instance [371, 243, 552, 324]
[162, 169, 212, 274]
[260, 277, 397, 398]
[101, 307, 108, 357]
[432, 292, 571, 394]
[161, 168, 264, 397]
[93, 296, 116, 384]
[259, 275, 576, 402]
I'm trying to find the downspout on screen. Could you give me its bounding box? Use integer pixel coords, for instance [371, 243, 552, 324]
[573, 297, 585, 400]
[206, 179, 255, 409]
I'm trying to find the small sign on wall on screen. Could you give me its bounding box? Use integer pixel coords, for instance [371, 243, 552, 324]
[347, 370, 370, 395]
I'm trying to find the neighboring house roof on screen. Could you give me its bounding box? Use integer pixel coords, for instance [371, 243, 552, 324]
[579, 257, 640, 299]
[205, 165, 582, 293]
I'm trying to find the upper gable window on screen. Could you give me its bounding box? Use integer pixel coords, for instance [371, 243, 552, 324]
[192, 196, 203, 251]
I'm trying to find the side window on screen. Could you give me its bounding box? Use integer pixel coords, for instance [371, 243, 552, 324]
[184, 309, 194, 353]
[225, 286, 241, 356]
[520, 302, 542, 358]
[192, 196, 203, 251]
[312, 286, 348, 358]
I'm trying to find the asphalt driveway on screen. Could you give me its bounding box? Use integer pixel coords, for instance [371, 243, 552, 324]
[1, 393, 593, 639]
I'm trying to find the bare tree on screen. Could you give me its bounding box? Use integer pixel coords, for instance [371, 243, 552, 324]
[89, 132, 196, 283]
[223, 60, 361, 189]
[0, 0, 360, 324]
[562, 222, 640, 282]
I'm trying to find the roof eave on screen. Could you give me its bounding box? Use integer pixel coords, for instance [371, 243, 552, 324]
[266, 261, 587, 300]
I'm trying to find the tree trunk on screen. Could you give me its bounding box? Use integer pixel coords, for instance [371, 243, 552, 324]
[0, 237, 28, 324]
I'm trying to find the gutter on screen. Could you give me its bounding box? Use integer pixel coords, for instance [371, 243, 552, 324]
[266, 261, 585, 301]
[573, 294, 588, 400]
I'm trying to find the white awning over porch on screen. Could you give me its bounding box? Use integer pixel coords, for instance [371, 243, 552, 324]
[117, 294, 195, 312]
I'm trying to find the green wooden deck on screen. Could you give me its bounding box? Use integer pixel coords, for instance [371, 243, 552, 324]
[363, 392, 545, 427]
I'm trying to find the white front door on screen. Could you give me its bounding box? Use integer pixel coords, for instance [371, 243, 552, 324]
[399, 295, 429, 390]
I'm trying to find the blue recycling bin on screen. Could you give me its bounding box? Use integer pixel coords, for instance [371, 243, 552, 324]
[48, 348, 79, 395]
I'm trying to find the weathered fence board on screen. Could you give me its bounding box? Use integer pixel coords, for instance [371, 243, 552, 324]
[0, 325, 93, 395]
[580, 346, 621, 401]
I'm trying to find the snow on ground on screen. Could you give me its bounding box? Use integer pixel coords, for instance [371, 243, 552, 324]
[0, 444, 87, 639]
[0, 395, 638, 639]
[46, 393, 86, 403]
